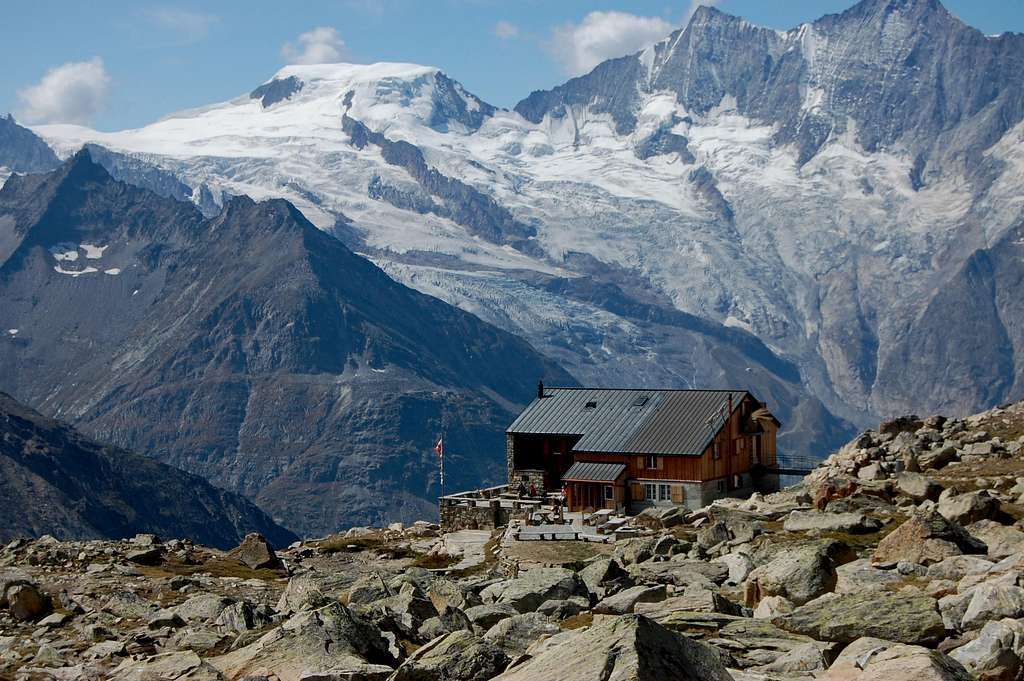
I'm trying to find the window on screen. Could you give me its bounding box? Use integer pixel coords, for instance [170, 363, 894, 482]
[658, 484, 671, 501]
[603, 485, 614, 501]
[584, 400, 597, 409]
[644, 483, 657, 500]
[717, 480, 726, 493]
[712, 442, 720, 459]
[644, 455, 658, 469]
[632, 395, 650, 407]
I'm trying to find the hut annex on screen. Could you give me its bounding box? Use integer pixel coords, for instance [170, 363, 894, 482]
[506, 384, 780, 513]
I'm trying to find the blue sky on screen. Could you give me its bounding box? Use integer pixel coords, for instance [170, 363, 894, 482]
[3, 0, 1022, 131]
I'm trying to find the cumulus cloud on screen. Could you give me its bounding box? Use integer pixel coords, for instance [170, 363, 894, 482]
[17, 58, 112, 126]
[494, 20, 520, 40]
[281, 26, 350, 65]
[549, 11, 673, 76]
[145, 7, 219, 43]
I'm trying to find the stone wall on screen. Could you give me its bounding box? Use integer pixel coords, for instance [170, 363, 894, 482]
[439, 498, 531, 533]
[510, 469, 546, 492]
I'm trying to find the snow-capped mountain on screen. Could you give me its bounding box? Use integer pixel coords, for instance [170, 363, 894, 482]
[31, 0, 1024, 457]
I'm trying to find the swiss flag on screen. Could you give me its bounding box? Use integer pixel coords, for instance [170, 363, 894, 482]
[434, 437, 444, 458]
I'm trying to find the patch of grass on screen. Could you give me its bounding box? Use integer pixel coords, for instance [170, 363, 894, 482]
[560, 612, 594, 630]
[153, 556, 286, 581]
[411, 553, 460, 570]
[315, 535, 415, 560]
[504, 539, 612, 566]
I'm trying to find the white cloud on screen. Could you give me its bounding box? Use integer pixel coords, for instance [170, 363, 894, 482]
[549, 11, 674, 76]
[17, 58, 112, 126]
[145, 7, 219, 42]
[281, 26, 350, 65]
[494, 20, 520, 40]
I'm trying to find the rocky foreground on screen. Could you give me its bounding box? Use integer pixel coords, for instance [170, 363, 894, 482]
[5, 402, 1024, 680]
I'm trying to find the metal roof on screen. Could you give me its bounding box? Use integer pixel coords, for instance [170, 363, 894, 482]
[562, 461, 627, 482]
[507, 388, 752, 457]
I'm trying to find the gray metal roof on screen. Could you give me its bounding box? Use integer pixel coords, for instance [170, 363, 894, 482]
[507, 388, 752, 457]
[562, 461, 627, 482]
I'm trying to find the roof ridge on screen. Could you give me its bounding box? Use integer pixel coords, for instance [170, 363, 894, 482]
[544, 386, 748, 393]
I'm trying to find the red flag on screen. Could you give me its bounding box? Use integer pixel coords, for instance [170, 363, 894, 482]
[434, 437, 444, 458]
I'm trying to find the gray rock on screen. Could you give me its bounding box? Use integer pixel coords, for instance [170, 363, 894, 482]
[418, 605, 473, 642]
[634, 584, 742, 616]
[897, 472, 944, 502]
[594, 584, 666, 615]
[111, 650, 221, 680]
[172, 593, 233, 623]
[578, 557, 628, 595]
[773, 592, 945, 645]
[535, 597, 588, 620]
[492, 614, 732, 681]
[967, 520, 1024, 560]
[835, 558, 903, 594]
[483, 612, 560, 657]
[960, 584, 1024, 630]
[228, 533, 282, 570]
[211, 602, 396, 679]
[926, 555, 996, 581]
[873, 510, 987, 566]
[822, 637, 971, 681]
[464, 603, 519, 631]
[146, 608, 186, 630]
[782, 510, 882, 534]
[278, 573, 333, 613]
[480, 568, 588, 613]
[390, 630, 508, 681]
[938, 491, 1001, 526]
[713, 552, 754, 586]
[746, 543, 837, 606]
[949, 618, 1024, 680]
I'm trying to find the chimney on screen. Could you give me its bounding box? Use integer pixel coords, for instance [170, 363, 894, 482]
[537, 380, 545, 399]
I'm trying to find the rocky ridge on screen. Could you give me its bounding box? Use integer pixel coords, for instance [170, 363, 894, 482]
[4, 400, 1024, 679]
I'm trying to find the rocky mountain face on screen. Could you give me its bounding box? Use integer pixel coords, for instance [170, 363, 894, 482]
[29, 0, 1024, 461]
[0, 391, 295, 549]
[0, 152, 572, 535]
[0, 115, 60, 177]
[4, 399, 1024, 680]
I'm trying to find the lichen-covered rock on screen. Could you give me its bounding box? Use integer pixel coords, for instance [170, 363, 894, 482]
[277, 572, 333, 613]
[773, 592, 945, 645]
[390, 630, 509, 681]
[482, 612, 560, 657]
[479, 568, 588, 613]
[210, 602, 395, 680]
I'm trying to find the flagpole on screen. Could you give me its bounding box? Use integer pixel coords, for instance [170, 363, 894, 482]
[440, 430, 445, 500]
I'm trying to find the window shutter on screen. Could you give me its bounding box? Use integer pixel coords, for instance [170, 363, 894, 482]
[657, 456, 664, 470]
[630, 482, 643, 499]
[671, 485, 684, 503]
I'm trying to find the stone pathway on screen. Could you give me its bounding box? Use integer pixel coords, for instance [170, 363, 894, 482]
[441, 529, 491, 570]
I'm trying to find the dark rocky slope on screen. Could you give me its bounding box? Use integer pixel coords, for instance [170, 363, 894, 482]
[0, 114, 60, 174]
[0, 391, 295, 549]
[0, 152, 572, 535]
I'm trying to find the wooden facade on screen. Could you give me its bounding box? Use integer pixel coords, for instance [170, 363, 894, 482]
[507, 389, 779, 513]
